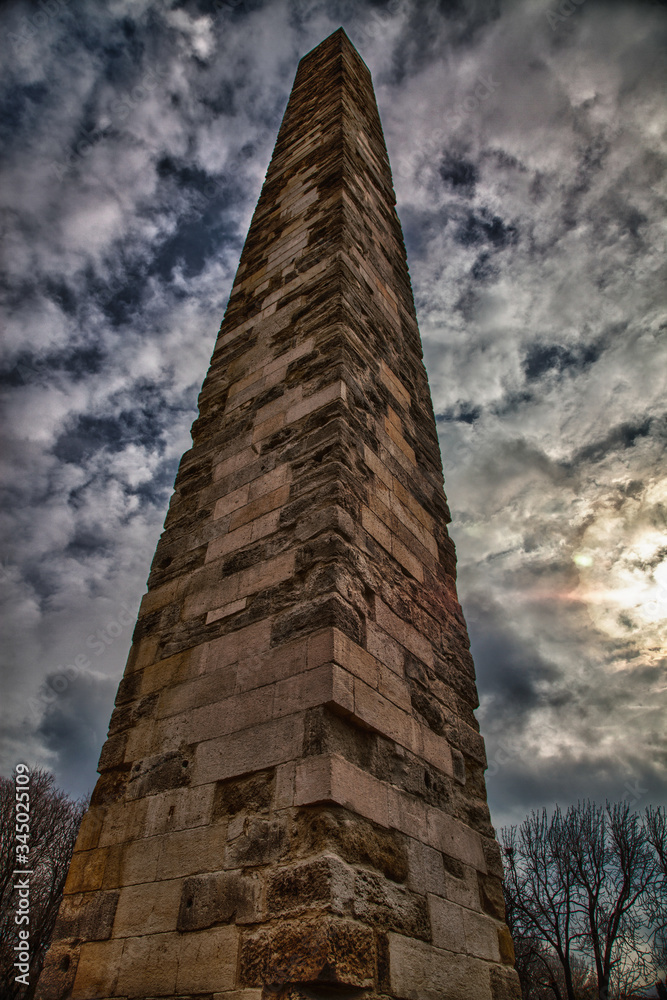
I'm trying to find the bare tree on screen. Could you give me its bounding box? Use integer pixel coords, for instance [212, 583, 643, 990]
[0, 769, 87, 1000]
[502, 802, 665, 1000]
[502, 807, 581, 1000]
[562, 801, 658, 1000]
[645, 806, 667, 973]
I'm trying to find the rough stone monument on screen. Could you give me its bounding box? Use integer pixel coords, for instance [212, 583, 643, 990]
[37, 28, 520, 1000]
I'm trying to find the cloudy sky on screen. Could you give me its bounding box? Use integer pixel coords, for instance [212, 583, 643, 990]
[0, 0, 665, 830]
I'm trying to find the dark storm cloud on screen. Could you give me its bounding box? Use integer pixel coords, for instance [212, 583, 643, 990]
[37, 669, 118, 798]
[453, 208, 518, 248]
[522, 341, 601, 382]
[437, 401, 482, 424]
[439, 151, 478, 195]
[466, 594, 564, 719]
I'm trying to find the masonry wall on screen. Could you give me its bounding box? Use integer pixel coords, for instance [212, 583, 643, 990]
[37, 28, 520, 1000]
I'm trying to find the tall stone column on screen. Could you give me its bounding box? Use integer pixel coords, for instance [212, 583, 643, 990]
[37, 27, 520, 1000]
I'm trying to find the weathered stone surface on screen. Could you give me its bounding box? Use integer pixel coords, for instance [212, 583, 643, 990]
[37, 27, 516, 1000]
[388, 932, 493, 1000]
[52, 890, 119, 941]
[266, 853, 355, 917]
[293, 807, 408, 883]
[490, 964, 524, 1000]
[34, 942, 79, 1000]
[240, 916, 375, 988]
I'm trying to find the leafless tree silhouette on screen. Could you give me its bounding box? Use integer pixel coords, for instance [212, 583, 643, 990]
[0, 770, 87, 1000]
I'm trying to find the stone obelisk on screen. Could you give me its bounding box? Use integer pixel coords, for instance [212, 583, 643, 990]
[37, 28, 519, 1000]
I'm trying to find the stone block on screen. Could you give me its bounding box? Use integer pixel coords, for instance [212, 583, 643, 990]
[427, 806, 486, 870]
[285, 379, 347, 425]
[214, 482, 250, 520]
[332, 629, 381, 688]
[113, 932, 179, 997]
[383, 417, 416, 466]
[428, 894, 466, 953]
[194, 714, 305, 786]
[214, 446, 259, 481]
[252, 409, 285, 443]
[97, 731, 128, 771]
[380, 360, 410, 410]
[463, 908, 501, 962]
[112, 879, 182, 937]
[207, 598, 249, 624]
[377, 667, 412, 712]
[101, 838, 158, 889]
[374, 597, 434, 668]
[247, 463, 291, 501]
[175, 925, 238, 994]
[362, 503, 392, 552]
[444, 863, 481, 911]
[156, 665, 236, 719]
[353, 869, 430, 939]
[271, 594, 363, 647]
[498, 923, 516, 966]
[363, 442, 393, 488]
[54, 890, 119, 942]
[155, 823, 227, 880]
[266, 853, 355, 917]
[274, 663, 354, 719]
[213, 768, 275, 819]
[74, 807, 105, 852]
[405, 837, 446, 896]
[72, 939, 123, 998]
[235, 636, 308, 693]
[138, 576, 184, 615]
[295, 753, 389, 828]
[366, 621, 404, 675]
[392, 534, 424, 581]
[490, 966, 523, 1000]
[274, 761, 296, 809]
[420, 725, 455, 777]
[137, 648, 189, 697]
[225, 816, 288, 869]
[201, 619, 271, 675]
[353, 677, 419, 755]
[478, 872, 506, 920]
[229, 484, 290, 531]
[142, 782, 216, 838]
[64, 848, 108, 895]
[240, 916, 375, 988]
[237, 549, 295, 598]
[388, 933, 492, 1000]
[387, 786, 430, 844]
[34, 940, 79, 1000]
[178, 870, 261, 929]
[159, 685, 275, 749]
